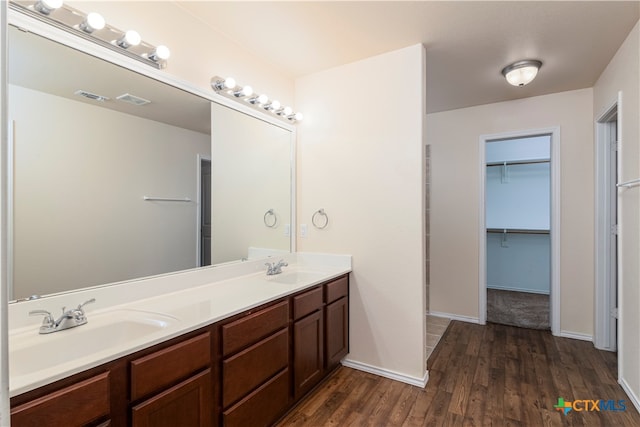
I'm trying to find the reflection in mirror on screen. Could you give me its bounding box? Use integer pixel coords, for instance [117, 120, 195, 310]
[7, 24, 292, 302]
[211, 103, 291, 264]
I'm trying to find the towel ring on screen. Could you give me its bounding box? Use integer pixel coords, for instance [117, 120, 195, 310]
[312, 208, 329, 229]
[263, 209, 277, 228]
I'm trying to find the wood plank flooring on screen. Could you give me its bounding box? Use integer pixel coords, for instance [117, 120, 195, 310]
[276, 321, 640, 426]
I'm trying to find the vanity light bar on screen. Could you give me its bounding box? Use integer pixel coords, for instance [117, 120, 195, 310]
[210, 76, 304, 124]
[10, 0, 170, 69]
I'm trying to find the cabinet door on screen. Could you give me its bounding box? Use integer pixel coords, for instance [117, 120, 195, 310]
[326, 297, 349, 369]
[131, 369, 212, 427]
[293, 310, 324, 399]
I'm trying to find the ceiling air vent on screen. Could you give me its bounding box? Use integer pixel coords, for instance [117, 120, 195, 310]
[116, 93, 151, 106]
[74, 90, 109, 102]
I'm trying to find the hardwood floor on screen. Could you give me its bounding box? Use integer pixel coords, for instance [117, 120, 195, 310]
[276, 321, 640, 426]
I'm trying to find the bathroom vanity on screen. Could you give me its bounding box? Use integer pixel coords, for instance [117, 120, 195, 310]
[8, 256, 351, 427]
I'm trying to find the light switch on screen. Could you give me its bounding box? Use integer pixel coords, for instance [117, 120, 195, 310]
[284, 224, 290, 237]
[300, 224, 308, 238]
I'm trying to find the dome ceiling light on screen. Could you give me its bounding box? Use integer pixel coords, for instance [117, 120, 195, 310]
[501, 60, 543, 87]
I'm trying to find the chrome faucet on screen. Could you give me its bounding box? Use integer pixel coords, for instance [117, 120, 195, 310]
[265, 259, 288, 276]
[29, 298, 96, 334]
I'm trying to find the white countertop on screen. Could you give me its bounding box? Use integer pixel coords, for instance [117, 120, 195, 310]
[8, 252, 351, 397]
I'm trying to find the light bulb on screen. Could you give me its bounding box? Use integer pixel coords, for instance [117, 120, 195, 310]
[294, 112, 304, 121]
[282, 106, 293, 116]
[212, 77, 236, 91]
[79, 12, 105, 33]
[149, 45, 171, 61]
[117, 30, 141, 49]
[265, 100, 280, 111]
[257, 94, 268, 104]
[233, 85, 253, 97]
[34, 0, 63, 15]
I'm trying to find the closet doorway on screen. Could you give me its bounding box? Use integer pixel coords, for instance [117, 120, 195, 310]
[479, 128, 560, 335]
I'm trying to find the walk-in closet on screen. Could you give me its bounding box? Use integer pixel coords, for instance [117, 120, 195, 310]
[485, 135, 551, 329]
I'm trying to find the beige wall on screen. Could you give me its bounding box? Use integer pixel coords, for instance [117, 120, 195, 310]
[594, 21, 640, 407]
[428, 88, 594, 336]
[10, 85, 210, 299]
[295, 44, 426, 382]
[68, 1, 294, 106]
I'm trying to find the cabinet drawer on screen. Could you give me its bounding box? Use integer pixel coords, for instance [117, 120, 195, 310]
[222, 300, 289, 356]
[325, 275, 348, 304]
[293, 286, 323, 320]
[11, 371, 110, 427]
[223, 328, 288, 407]
[131, 369, 212, 427]
[223, 368, 289, 427]
[130, 332, 210, 402]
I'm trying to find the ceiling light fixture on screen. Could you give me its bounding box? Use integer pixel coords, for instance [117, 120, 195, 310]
[210, 75, 303, 124]
[11, 1, 170, 69]
[501, 60, 542, 87]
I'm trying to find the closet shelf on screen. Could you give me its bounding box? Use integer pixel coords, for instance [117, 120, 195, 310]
[486, 159, 550, 167]
[487, 228, 549, 235]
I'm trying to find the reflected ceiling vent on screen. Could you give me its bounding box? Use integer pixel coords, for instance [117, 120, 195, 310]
[116, 93, 151, 106]
[74, 89, 109, 102]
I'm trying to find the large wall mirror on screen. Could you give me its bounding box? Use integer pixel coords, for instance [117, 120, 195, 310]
[7, 23, 293, 302]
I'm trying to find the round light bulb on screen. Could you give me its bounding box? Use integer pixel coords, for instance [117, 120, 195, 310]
[257, 94, 269, 104]
[124, 30, 141, 46]
[150, 45, 171, 61]
[283, 106, 293, 116]
[35, 0, 63, 14]
[87, 12, 105, 30]
[270, 100, 281, 111]
[241, 86, 253, 97]
[80, 12, 105, 33]
[294, 112, 304, 121]
[223, 77, 236, 89]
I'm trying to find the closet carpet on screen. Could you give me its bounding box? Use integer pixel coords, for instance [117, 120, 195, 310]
[487, 289, 550, 330]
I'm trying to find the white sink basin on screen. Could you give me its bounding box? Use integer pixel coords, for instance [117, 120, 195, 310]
[267, 271, 328, 285]
[10, 309, 179, 377]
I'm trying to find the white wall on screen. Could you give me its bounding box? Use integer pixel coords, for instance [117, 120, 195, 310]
[68, 1, 294, 107]
[211, 103, 291, 264]
[10, 85, 210, 299]
[295, 44, 427, 383]
[593, 21, 640, 409]
[428, 88, 594, 336]
[0, 0, 8, 422]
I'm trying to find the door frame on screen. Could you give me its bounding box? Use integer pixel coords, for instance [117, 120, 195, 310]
[196, 154, 211, 267]
[478, 127, 561, 336]
[594, 93, 621, 352]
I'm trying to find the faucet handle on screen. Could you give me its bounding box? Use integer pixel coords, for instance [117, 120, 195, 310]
[29, 309, 54, 326]
[77, 298, 96, 313]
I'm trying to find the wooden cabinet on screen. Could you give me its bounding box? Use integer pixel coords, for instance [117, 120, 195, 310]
[293, 287, 324, 399]
[324, 275, 349, 370]
[132, 369, 212, 427]
[221, 301, 290, 427]
[11, 371, 111, 427]
[11, 274, 350, 427]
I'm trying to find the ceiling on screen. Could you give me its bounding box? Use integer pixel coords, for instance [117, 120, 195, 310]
[174, 1, 640, 113]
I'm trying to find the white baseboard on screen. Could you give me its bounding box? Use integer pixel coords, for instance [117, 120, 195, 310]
[558, 330, 593, 342]
[341, 359, 428, 388]
[427, 310, 480, 324]
[619, 378, 640, 414]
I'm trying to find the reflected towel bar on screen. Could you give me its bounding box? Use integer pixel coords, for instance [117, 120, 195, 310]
[143, 196, 191, 202]
[487, 228, 550, 235]
[617, 178, 640, 189]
